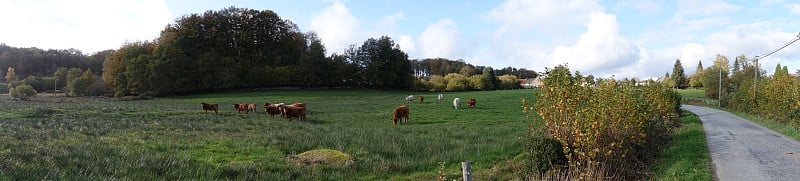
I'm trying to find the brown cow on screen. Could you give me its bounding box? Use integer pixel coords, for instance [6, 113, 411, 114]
[247, 103, 256, 114]
[467, 98, 476, 108]
[233, 103, 247, 113]
[263, 102, 284, 118]
[393, 105, 409, 125]
[419, 96, 424, 104]
[280, 105, 306, 122]
[200, 102, 218, 114]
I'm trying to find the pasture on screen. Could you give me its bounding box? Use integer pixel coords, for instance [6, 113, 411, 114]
[0, 89, 534, 180]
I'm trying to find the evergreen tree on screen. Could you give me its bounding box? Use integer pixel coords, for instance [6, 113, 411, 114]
[672, 59, 687, 89]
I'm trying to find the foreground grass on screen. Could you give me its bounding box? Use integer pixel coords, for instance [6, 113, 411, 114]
[0, 89, 534, 180]
[651, 111, 711, 181]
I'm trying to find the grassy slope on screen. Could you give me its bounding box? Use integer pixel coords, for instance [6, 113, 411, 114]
[0, 89, 535, 180]
[651, 111, 711, 181]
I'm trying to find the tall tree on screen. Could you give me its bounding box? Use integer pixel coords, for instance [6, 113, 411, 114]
[775, 63, 784, 77]
[54, 67, 68, 90]
[4, 66, 13, 82]
[348, 36, 412, 89]
[482, 67, 498, 90]
[672, 59, 687, 89]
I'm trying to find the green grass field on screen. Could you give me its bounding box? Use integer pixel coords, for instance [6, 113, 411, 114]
[0, 89, 536, 180]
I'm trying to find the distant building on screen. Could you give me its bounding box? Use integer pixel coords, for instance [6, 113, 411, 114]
[519, 77, 542, 88]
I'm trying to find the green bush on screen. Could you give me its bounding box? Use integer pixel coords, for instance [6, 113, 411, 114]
[523, 126, 567, 175]
[10, 84, 37, 100]
[0, 83, 8, 94]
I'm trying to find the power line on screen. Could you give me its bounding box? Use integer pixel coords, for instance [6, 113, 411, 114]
[758, 32, 800, 59]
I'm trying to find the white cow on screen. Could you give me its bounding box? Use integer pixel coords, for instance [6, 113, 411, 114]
[453, 98, 461, 109]
[437, 94, 444, 102]
[405, 95, 414, 102]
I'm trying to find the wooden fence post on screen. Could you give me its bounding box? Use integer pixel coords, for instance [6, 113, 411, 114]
[462, 161, 472, 181]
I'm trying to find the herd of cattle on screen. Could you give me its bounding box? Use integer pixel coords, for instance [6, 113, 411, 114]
[199, 102, 307, 122]
[199, 93, 476, 125]
[393, 94, 477, 125]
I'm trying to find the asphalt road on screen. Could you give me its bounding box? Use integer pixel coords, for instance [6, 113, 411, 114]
[682, 105, 800, 181]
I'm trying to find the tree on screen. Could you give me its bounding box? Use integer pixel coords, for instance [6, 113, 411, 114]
[5, 66, 14, 82]
[348, 36, 412, 89]
[67, 69, 95, 96]
[672, 59, 686, 89]
[54, 67, 68, 90]
[483, 67, 498, 90]
[459, 65, 477, 76]
[444, 73, 467, 91]
[9, 84, 36, 100]
[783, 66, 789, 76]
[775, 63, 784, 77]
[689, 60, 705, 88]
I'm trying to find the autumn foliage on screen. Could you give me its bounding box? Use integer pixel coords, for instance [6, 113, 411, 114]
[525, 65, 680, 179]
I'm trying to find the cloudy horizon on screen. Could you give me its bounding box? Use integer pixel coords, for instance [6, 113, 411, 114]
[1, 0, 799, 80]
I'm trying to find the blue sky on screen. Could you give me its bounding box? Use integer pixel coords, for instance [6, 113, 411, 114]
[2, 0, 800, 79]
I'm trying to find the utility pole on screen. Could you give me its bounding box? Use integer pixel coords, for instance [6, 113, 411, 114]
[753, 56, 759, 99]
[719, 68, 722, 107]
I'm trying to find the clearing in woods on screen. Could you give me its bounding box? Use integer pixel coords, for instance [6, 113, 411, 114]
[0, 89, 534, 180]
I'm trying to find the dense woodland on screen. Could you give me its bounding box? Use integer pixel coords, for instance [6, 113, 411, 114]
[0, 7, 537, 97]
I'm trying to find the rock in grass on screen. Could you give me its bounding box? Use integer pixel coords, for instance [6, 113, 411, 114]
[292, 149, 354, 167]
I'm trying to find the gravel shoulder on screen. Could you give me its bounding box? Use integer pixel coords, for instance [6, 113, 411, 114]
[682, 105, 800, 181]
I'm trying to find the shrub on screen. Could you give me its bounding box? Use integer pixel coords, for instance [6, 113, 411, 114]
[529, 65, 679, 179]
[444, 73, 467, 91]
[10, 84, 37, 100]
[0, 83, 8, 94]
[498, 75, 521, 89]
[523, 125, 567, 175]
[429, 75, 447, 91]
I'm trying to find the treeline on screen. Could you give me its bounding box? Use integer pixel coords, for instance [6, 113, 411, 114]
[524, 65, 681, 179]
[693, 54, 800, 129]
[2, 7, 538, 98]
[0, 44, 107, 96]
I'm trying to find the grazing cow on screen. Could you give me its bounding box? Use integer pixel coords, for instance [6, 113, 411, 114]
[281, 105, 306, 122]
[233, 103, 247, 113]
[419, 96, 424, 104]
[200, 102, 218, 114]
[453, 98, 461, 109]
[405, 95, 414, 102]
[263, 102, 284, 118]
[438, 94, 444, 102]
[393, 105, 409, 125]
[247, 103, 256, 113]
[467, 98, 477, 108]
[289, 102, 306, 109]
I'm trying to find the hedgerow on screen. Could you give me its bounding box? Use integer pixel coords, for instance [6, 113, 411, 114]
[524, 65, 680, 179]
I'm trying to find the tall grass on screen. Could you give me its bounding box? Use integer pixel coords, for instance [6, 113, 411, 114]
[651, 111, 711, 180]
[0, 89, 533, 180]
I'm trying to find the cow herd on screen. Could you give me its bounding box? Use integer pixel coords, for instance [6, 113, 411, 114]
[201, 93, 476, 125]
[393, 94, 477, 126]
[199, 101, 308, 122]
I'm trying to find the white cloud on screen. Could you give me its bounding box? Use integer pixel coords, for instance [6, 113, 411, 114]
[395, 35, 416, 55]
[310, 2, 360, 54]
[0, 0, 172, 54]
[674, 0, 740, 18]
[418, 18, 464, 59]
[487, 0, 603, 36]
[680, 43, 707, 66]
[614, 0, 665, 16]
[788, 4, 800, 14]
[550, 13, 642, 75]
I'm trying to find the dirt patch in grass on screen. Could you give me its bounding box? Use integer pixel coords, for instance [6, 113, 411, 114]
[291, 149, 354, 167]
